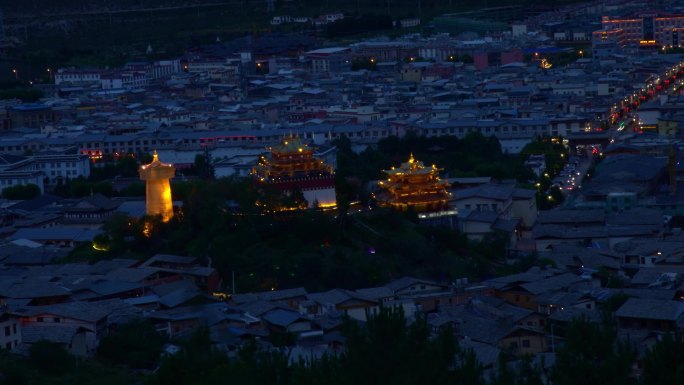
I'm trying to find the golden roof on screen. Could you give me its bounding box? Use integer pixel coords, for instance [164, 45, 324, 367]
[140, 151, 174, 171]
[383, 153, 443, 176]
[269, 134, 312, 154]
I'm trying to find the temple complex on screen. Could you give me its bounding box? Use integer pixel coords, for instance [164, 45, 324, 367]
[375, 154, 452, 214]
[139, 151, 175, 221]
[252, 135, 336, 209]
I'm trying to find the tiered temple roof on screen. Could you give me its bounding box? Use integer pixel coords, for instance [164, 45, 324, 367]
[375, 154, 452, 213]
[252, 135, 334, 184]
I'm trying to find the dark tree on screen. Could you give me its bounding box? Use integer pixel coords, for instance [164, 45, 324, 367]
[98, 320, 165, 369]
[552, 319, 635, 385]
[641, 332, 684, 385]
[2, 184, 41, 200]
[28, 340, 74, 375]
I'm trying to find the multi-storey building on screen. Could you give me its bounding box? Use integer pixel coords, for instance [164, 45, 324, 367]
[54, 69, 106, 86]
[597, 12, 684, 48]
[252, 135, 336, 209]
[305, 47, 351, 74]
[0, 310, 21, 350]
[9, 104, 55, 129]
[32, 154, 91, 185]
[374, 154, 452, 214]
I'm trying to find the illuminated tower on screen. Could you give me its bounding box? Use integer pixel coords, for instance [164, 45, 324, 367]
[252, 134, 336, 209]
[139, 151, 175, 222]
[375, 154, 452, 214]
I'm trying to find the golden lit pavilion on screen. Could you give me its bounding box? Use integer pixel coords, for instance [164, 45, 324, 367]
[252, 134, 336, 208]
[139, 151, 175, 222]
[375, 154, 452, 213]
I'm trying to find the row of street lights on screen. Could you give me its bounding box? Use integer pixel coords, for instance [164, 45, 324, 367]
[606, 61, 684, 129]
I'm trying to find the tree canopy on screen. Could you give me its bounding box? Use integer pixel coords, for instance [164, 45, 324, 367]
[2, 184, 41, 200]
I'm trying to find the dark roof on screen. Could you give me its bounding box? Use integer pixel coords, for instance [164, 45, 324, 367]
[89, 259, 139, 274]
[536, 291, 588, 306]
[549, 307, 601, 323]
[538, 209, 605, 225]
[237, 300, 282, 317]
[0, 244, 68, 266]
[307, 289, 376, 306]
[384, 276, 445, 293]
[159, 290, 209, 308]
[533, 223, 659, 240]
[611, 288, 677, 301]
[355, 286, 395, 300]
[13, 301, 116, 323]
[141, 254, 197, 267]
[454, 184, 516, 201]
[462, 210, 499, 224]
[483, 267, 553, 289]
[0, 280, 71, 299]
[105, 267, 159, 283]
[21, 325, 84, 344]
[615, 298, 684, 321]
[606, 208, 664, 226]
[516, 273, 585, 295]
[0, 154, 27, 166]
[10, 227, 100, 242]
[151, 279, 198, 297]
[66, 194, 119, 212]
[88, 280, 143, 296]
[231, 287, 307, 305]
[8, 194, 63, 212]
[262, 308, 308, 327]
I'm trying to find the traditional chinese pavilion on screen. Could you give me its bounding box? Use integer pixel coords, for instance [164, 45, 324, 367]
[252, 135, 336, 208]
[375, 154, 452, 213]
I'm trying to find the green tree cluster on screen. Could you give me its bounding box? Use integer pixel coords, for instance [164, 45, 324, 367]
[335, 132, 536, 205]
[0, 88, 44, 102]
[66, 133, 543, 289]
[641, 332, 684, 385]
[0, 341, 140, 385]
[326, 14, 393, 37]
[83, 184, 511, 291]
[2, 183, 41, 200]
[552, 319, 635, 385]
[98, 320, 166, 369]
[520, 138, 569, 210]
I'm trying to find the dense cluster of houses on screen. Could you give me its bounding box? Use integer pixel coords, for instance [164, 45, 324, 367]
[2, 250, 684, 380]
[2, 0, 684, 375]
[0, 2, 678, 174]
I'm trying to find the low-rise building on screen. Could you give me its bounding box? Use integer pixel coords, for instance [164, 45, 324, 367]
[305, 47, 351, 74]
[0, 310, 21, 350]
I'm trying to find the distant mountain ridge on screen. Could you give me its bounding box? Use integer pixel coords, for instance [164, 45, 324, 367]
[3, 0, 231, 17]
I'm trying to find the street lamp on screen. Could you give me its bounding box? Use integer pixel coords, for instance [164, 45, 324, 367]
[11, 69, 17, 80]
[579, 50, 584, 58]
